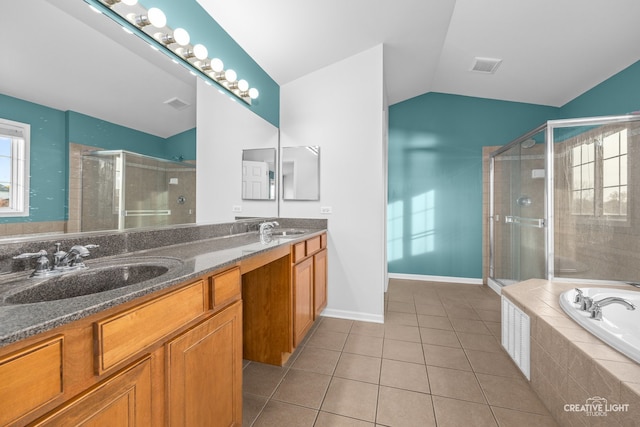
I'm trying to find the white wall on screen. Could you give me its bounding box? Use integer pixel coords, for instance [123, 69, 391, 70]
[196, 81, 279, 223]
[280, 45, 387, 322]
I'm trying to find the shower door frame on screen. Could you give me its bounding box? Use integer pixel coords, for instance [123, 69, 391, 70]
[489, 123, 548, 289]
[490, 113, 640, 289]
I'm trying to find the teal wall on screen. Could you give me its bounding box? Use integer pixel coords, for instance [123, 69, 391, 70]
[559, 60, 640, 118]
[388, 94, 559, 278]
[0, 94, 196, 224]
[388, 59, 640, 279]
[0, 94, 66, 223]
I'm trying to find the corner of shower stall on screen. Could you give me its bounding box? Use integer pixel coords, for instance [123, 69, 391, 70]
[80, 150, 196, 232]
[489, 113, 640, 292]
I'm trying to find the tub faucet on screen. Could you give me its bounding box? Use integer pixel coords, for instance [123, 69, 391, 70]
[573, 288, 593, 311]
[588, 297, 636, 321]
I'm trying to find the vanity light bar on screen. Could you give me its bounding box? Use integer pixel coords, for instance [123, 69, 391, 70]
[91, 0, 259, 104]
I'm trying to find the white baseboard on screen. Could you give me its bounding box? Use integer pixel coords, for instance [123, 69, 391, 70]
[388, 273, 483, 285]
[321, 308, 384, 324]
[487, 277, 503, 295]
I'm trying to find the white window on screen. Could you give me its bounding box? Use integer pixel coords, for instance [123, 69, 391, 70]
[0, 118, 30, 217]
[570, 129, 628, 218]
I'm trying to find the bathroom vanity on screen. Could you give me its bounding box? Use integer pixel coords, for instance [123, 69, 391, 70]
[0, 223, 327, 426]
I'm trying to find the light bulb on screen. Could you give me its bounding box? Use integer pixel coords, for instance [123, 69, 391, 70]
[210, 58, 224, 72]
[248, 88, 259, 99]
[121, 0, 138, 5]
[172, 28, 190, 46]
[147, 8, 166, 28]
[225, 69, 237, 83]
[237, 79, 249, 92]
[193, 44, 208, 60]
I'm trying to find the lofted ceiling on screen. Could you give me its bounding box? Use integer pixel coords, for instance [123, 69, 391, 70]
[198, 0, 640, 107]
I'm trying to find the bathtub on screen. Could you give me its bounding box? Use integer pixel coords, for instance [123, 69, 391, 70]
[559, 288, 640, 364]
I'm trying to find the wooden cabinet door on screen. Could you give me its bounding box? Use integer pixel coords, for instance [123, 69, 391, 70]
[293, 257, 314, 347]
[314, 249, 328, 317]
[31, 357, 152, 426]
[167, 301, 243, 427]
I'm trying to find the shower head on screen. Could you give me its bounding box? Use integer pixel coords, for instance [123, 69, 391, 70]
[521, 138, 536, 149]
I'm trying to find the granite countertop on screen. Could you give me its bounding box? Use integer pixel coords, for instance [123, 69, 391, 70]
[0, 229, 325, 347]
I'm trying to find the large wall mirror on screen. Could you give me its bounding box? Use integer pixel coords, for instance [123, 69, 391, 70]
[242, 149, 276, 200]
[282, 146, 320, 200]
[0, 0, 197, 240]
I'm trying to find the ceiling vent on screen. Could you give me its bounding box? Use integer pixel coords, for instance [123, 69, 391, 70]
[164, 97, 190, 111]
[471, 57, 502, 74]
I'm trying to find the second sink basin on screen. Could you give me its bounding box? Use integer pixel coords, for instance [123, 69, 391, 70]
[4, 257, 183, 304]
[270, 228, 307, 237]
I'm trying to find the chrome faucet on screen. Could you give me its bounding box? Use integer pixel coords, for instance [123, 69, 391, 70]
[13, 243, 99, 277]
[573, 288, 594, 311]
[259, 221, 279, 243]
[588, 297, 636, 321]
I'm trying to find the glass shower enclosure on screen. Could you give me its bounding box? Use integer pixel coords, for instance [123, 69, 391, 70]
[489, 114, 640, 289]
[81, 150, 196, 232]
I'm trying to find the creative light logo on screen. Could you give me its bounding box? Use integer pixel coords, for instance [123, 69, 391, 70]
[564, 396, 629, 417]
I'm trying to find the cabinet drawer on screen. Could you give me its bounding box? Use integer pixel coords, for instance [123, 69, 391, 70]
[293, 242, 306, 263]
[306, 236, 321, 255]
[95, 280, 207, 374]
[211, 267, 241, 308]
[0, 336, 63, 426]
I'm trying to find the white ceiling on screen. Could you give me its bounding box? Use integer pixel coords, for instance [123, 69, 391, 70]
[4, 0, 640, 140]
[198, 0, 640, 107]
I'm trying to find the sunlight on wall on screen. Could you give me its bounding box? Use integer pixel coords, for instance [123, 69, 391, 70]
[411, 190, 435, 255]
[387, 200, 403, 261]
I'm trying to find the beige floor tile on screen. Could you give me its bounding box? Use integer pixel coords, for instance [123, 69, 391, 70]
[271, 369, 331, 409]
[470, 298, 502, 312]
[457, 331, 503, 353]
[432, 395, 498, 427]
[334, 353, 381, 384]
[317, 317, 354, 334]
[243, 362, 287, 397]
[450, 318, 492, 335]
[343, 334, 384, 357]
[314, 412, 374, 427]
[384, 311, 418, 326]
[491, 406, 560, 427]
[376, 386, 436, 427]
[420, 327, 461, 348]
[242, 393, 267, 427]
[384, 324, 421, 343]
[306, 330, 348, 351]
[423, 344, 472, 371]
[350, 321, 385, 338]
[417, 314, 454, 330]
[445, 305, 482, 320]
[476, 308, 502, 322]
[380, 359, 430, 393]
[465, 349, 524, 378]
[321, 377, 378, 422]
[387, 301, 416, 314]
[477, 373, 551, 415]
[415, 303, 447, 317]
[290, 347, 341, 375]
[428, 365, 486, 403]
[252, 400, 318, 427]
[382, 339, 425, 364]
[485, 321, 502, 338]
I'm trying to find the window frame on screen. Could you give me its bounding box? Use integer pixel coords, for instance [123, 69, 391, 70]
[0, 118, 30, 218]
[569, 127, 629, 221]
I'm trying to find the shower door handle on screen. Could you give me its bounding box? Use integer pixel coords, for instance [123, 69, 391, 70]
[505, 216, 545, 228]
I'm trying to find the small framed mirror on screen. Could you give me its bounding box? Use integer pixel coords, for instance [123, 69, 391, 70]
[242, 148, 276, 200]
[282, 146, 320, 200]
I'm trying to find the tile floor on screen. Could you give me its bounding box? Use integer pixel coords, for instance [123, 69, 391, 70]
[242, 279, 559, 426]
